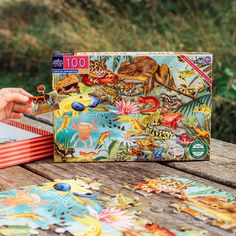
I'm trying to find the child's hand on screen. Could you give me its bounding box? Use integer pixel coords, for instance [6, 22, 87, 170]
[0, 88, 33, 121]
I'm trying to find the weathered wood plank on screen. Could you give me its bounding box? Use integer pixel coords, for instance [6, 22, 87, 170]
[24, 159, 236, 194]
[0, 166, 48, 191]
[163, 139, 236, 188]
[31, 112, 236, 188]
[23, 159, 236, 236]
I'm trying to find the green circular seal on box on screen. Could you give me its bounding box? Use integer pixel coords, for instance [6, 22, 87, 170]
[189, 141, 208, 159]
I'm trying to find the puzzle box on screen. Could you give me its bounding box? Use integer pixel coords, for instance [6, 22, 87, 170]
[52, 52, 212, 162]
[0, 119, 53, 168]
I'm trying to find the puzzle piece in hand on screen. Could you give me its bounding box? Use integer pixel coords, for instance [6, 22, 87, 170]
[31, 84, 59, 115]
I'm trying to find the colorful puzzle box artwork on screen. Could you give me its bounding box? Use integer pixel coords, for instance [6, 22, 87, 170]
[51, 52, 213, 162]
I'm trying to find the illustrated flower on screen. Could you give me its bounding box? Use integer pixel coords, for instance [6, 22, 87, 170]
[86, 205, 135, 231]
[111, 99, 139, 115]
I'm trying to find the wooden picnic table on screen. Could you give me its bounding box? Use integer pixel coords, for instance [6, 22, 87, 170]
[0, 113, 236, 236]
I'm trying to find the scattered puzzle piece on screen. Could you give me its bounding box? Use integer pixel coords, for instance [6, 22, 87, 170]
[0, 176, 212, 235]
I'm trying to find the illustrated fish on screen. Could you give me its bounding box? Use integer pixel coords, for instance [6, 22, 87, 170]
[54, 114, 70, 140]
[95, 131, 113, 149]
[89, 110, 126, 131]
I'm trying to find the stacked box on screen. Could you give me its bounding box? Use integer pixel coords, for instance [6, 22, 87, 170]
[0, 119, 53, 168]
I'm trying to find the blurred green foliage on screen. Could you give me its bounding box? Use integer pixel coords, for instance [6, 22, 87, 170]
[0, 0, 235, 143]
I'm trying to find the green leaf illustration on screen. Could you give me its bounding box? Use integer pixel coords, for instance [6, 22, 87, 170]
[94, 156, 109, 161]
[177, 94, 211, 116]
[108, 140, 120, 158]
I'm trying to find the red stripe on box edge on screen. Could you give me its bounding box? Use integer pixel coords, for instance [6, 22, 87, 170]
[3, 119, 52, 136]
[0, 144, 54, 160]
[0, 136, 53, 155]
[0, 147, 54, 164]
[179, 54, 212, 85]
[0, 151, 53, 168]
[0, 139, 54, 155]
[0, 135, 53, 150]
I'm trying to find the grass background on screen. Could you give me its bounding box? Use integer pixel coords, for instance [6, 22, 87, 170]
[0, 0, 235, 143]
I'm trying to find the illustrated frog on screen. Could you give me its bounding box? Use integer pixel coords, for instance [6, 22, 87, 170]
[134, 177, 189, 199]
[81, 60, 118, 86]
[135, 137, 155, 150]
[55, 74, 80, 95]
[91, 85, 120, 104]
[117, 80, 144, 96]
[161, 112, 183, 130]
[55, 142, 75, 162]
[173, 195, 236, 229]
[117, 56, 176, 95]
[148, 110, 163, 126]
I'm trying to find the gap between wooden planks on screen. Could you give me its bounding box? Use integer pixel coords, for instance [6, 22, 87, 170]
[27, 113, 236, 188]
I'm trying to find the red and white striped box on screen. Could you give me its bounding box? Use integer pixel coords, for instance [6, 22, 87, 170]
[0, 119, 53, 168]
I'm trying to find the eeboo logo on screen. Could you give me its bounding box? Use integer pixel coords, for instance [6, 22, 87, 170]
[52, 57, 63, 69]
[189, 141, 208, 159]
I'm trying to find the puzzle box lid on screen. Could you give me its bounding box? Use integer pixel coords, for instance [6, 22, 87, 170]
[52, 52, 212, 162]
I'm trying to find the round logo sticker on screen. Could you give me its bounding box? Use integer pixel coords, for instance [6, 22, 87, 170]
[189, 141, 208, 159]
